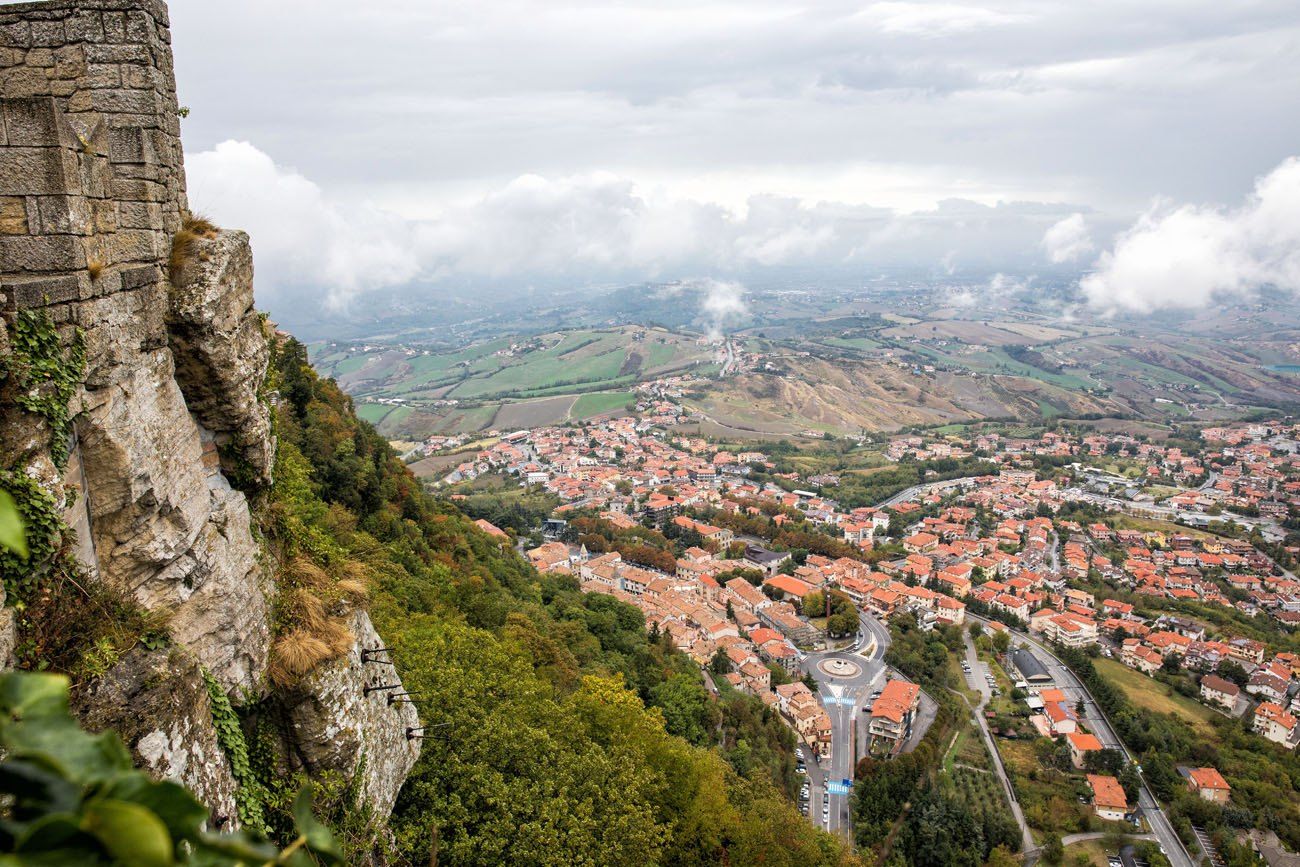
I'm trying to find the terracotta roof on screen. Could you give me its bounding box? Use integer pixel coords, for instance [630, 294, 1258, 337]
[1188, 767, 1230, 792]
[1067, 732, 1104, 752]
[1087, 774, 1128, 810]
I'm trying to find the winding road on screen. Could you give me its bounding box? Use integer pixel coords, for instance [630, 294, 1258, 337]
[969, 614, 1197, 867]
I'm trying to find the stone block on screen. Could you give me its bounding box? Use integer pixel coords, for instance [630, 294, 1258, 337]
[0, 234, 86, 272]
[94, 88, 157, 114]
[108, 123, 148, 162]
[119, 63, 156, 90]
[124, 10, 153, 45]
[0, 196, 26, 234]
[117, 199, 160, 228]
[25, 47, 54, 67]
[35, 194, 91, 234]
[5, 274, 81, 307]
[115, 162, 162, 182]
[0, 147, 72, 196]
[119, 262, 156, 290]
[91, 198, 116, 233]
[0, 65, 49, 98]
[82, 267, 119, 299]
[65, 10, 106, 44]
[2, 96, 70, 147]
[102, 12, 126, 43]
[0, 47, 24, 69]
[29, 20, 65, 48]
[84, 42, 148, 65]
[111, 176, 165, 202]
[48, 78, 75, 97]
[52, 44, 86, 79]
[0, 21, 32, 50]
[84, 62, 121, 88]
[103, 227, 158, 262]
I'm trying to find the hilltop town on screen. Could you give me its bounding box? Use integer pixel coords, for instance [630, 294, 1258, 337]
[428, 371, 1300, 862]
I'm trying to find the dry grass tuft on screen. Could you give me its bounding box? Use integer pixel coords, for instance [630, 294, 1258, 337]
[320, 619, 355, 656]
[269, 630, 334, 687]
[336, 579, 368, 602]
[286, 556, 331, 590]
[291, 588, 330, 635]
[168, 212, 219, 283]
[87, 259, 105, 280]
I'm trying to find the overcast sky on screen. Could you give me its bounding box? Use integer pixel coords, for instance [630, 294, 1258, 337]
[166, 0, 1300, 315]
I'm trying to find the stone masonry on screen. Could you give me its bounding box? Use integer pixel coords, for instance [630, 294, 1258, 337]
[1, 0, 419, 826]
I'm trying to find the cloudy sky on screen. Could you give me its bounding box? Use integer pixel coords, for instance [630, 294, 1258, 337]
[167, 0, 1300, 315]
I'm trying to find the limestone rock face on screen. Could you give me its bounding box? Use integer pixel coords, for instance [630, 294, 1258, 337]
[167, 229, 274, 488]
[0, 0, 418, 830]
[282, 611, 422, 820]
[75, 646, 240, 826]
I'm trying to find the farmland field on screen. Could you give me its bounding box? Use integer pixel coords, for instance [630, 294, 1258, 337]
[309, 326, 712, 439]
[572, 391, 636, 418]
[1093, 658, 1219, 739]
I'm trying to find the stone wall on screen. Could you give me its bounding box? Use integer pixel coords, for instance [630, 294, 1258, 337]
[0, 0, 268, 695]
[0, 0, 417, 828]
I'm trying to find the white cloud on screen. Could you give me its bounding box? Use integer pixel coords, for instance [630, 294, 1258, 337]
[186, 141, 420, 310]
[693, 278, 750, 339]
[172, 0, 1300, 227]
[1040, 213, 1093, 263]
[1081, 156, 1300, 313]
[186, 140, 1098, 314]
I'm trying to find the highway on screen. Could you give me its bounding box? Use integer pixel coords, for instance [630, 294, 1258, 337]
[970, 614, 1197, 867]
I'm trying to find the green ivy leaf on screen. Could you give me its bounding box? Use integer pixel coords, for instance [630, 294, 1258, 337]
[0, 672, 69, 722]
[191, 829, 279, 862]
[0, 490, 27, 559]
[291, 786, 343, 862]
[99, 777, 208, 841]
[13, 813, 90, 854]
[79, 799, 174, 867]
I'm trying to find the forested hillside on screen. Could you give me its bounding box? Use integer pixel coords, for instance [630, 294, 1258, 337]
[268, 338, 859, 866]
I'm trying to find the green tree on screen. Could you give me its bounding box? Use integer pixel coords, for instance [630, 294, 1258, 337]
[651, 673, 722, 746]
[1041, 832, 1064, 865]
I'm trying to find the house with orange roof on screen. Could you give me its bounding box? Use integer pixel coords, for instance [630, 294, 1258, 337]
[1186, 767, 1231, 803]
[1087, 774, 1128, 821]
[869, 680, 921, 753]
[1067, 731, 1105, 768]
[1253, 702, 1300, 749]
[763, 573, 813, 602]
[903, 531, 939, 553]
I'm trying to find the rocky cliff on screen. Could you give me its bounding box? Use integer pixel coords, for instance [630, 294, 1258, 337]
[0, 0, 417, 834]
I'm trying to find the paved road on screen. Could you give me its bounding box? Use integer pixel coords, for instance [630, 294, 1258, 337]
[1061, 831, 1154, 847]
[960, 629, 1037, 856]
[800, 611, 891, 841]
[879, 475, 986, 508]
[970, 615, 1196, 867]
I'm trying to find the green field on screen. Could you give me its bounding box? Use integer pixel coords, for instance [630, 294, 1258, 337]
[1093, 658, 1219, 740]
[572, 391, 635, 418]
[308, 327, 711, 439]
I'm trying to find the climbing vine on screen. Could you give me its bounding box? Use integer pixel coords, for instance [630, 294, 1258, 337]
[203, 668, 270, 835]
[5, 309, 87, 467]
[0, 469, 62, 601]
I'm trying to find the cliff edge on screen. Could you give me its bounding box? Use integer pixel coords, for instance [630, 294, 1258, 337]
[0, 0, 417, 834]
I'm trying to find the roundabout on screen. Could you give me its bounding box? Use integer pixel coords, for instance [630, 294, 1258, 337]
[818, 657, 862, 679]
